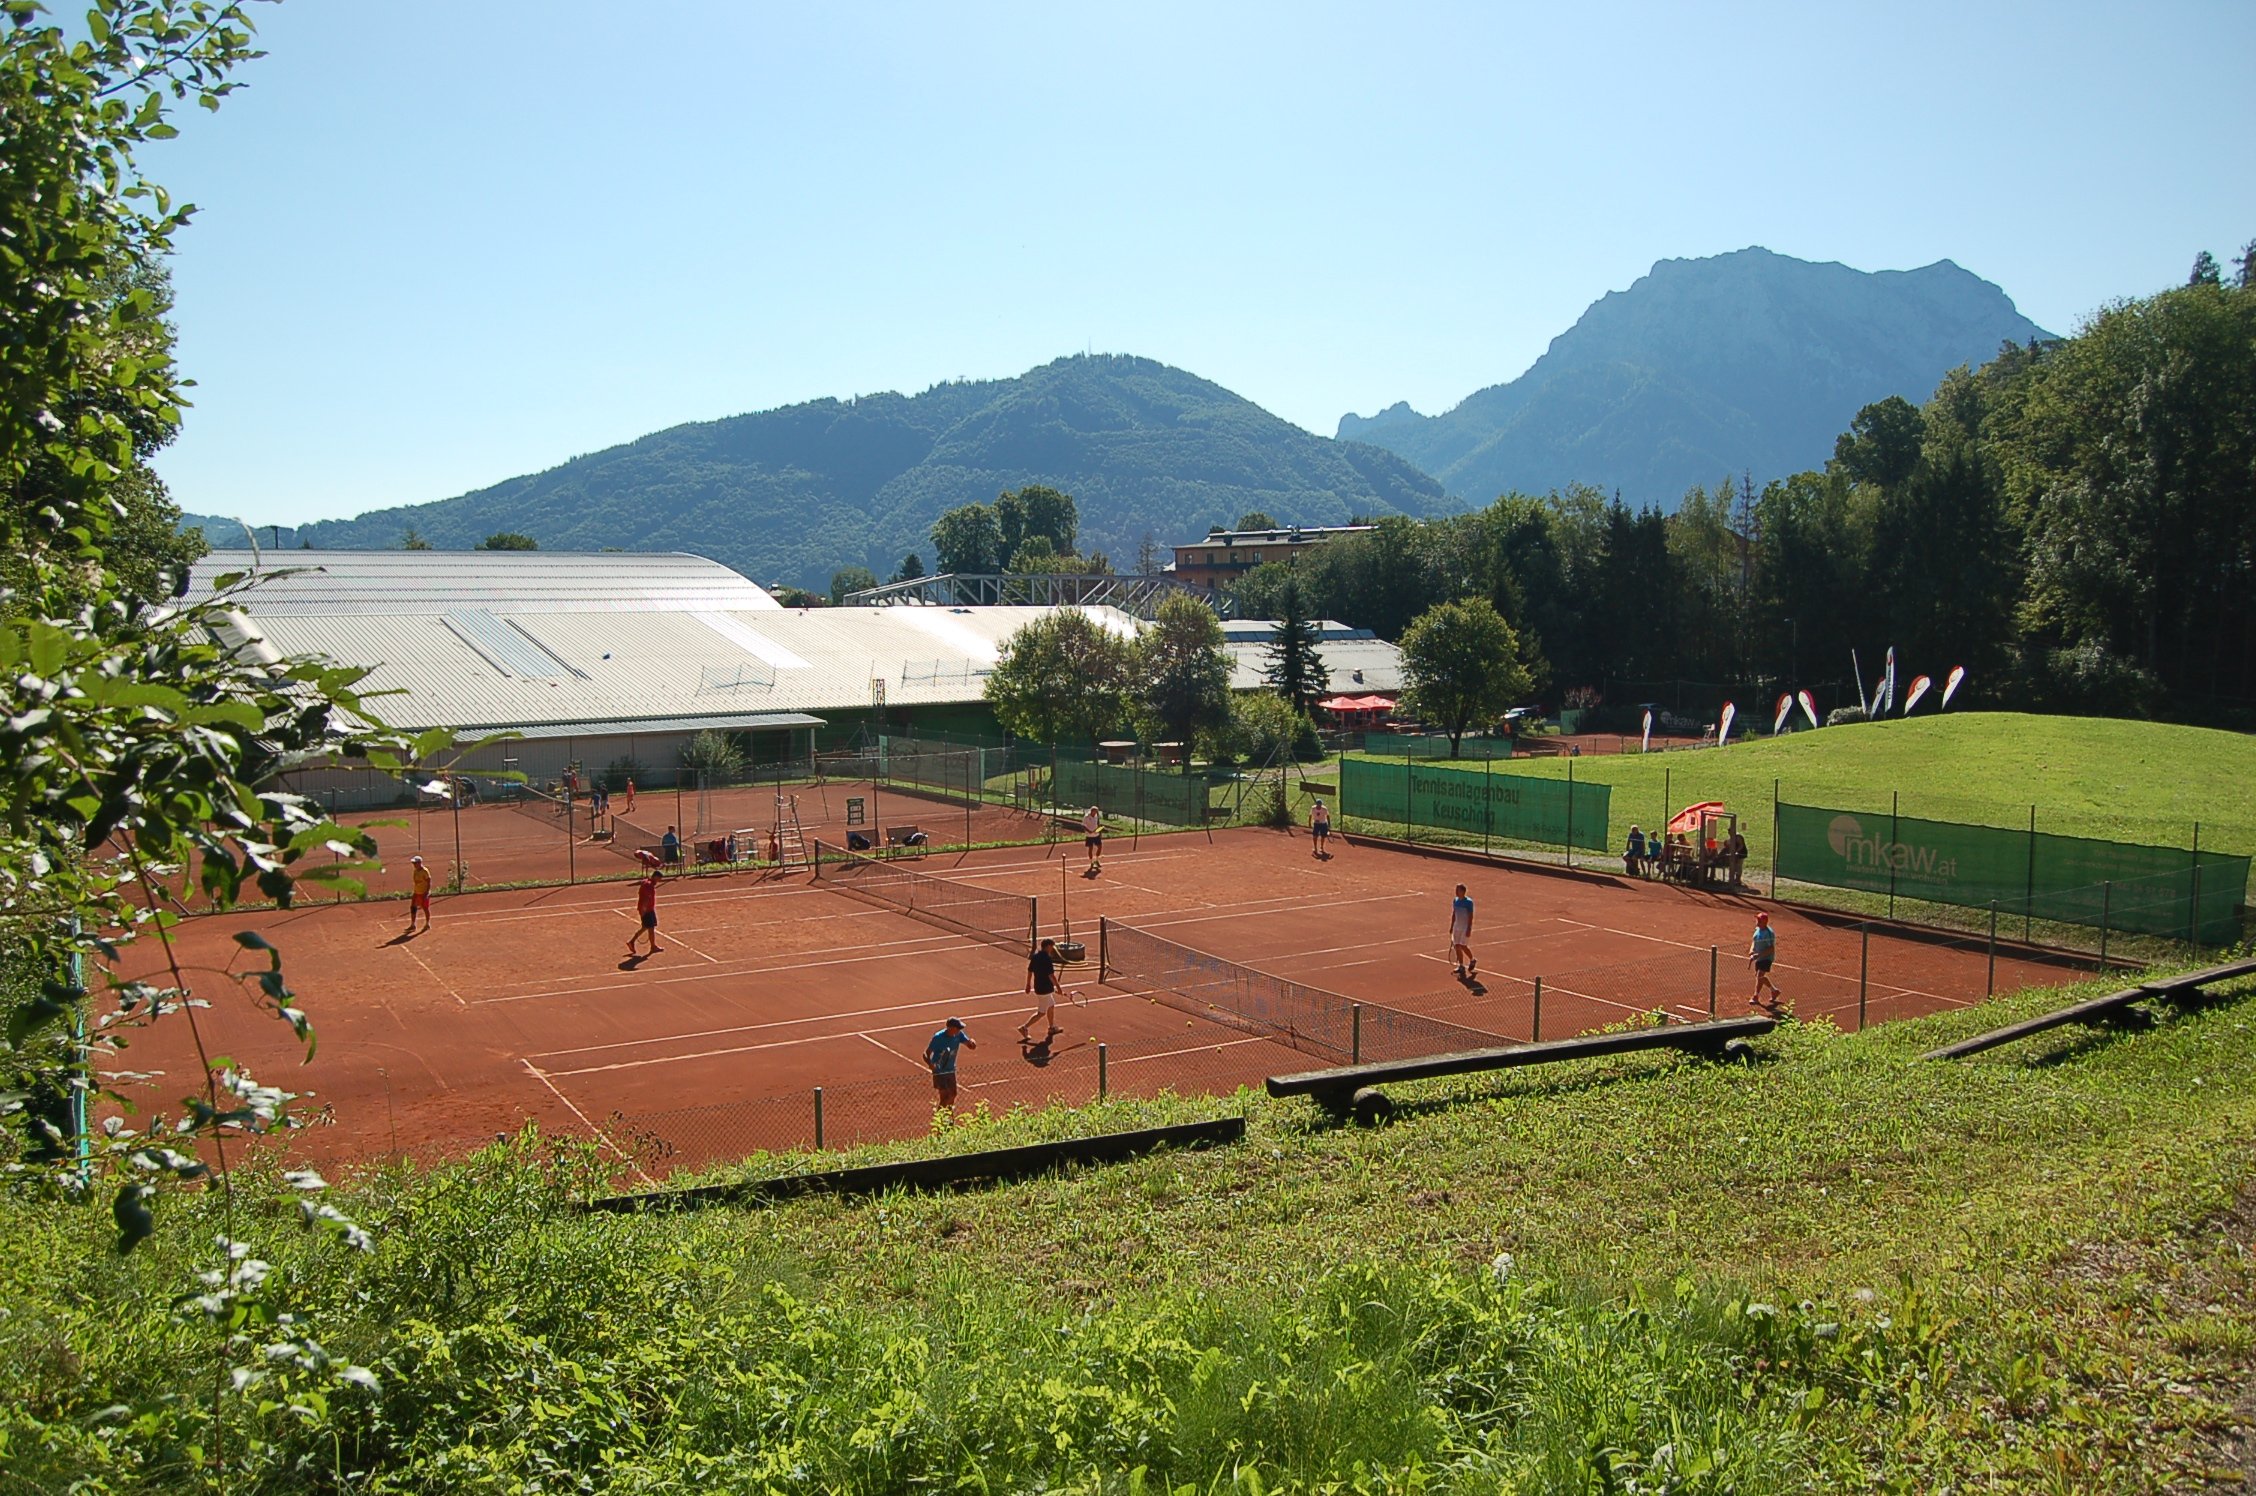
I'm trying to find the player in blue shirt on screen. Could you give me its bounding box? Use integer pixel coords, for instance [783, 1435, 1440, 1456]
[1748, 913, 1780, 1010]
[924, 1016, 977, 1108]
[1450, 884, 1477, 979]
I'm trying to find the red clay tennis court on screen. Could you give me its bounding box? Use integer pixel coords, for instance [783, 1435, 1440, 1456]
[106, 828, 2093, 1180]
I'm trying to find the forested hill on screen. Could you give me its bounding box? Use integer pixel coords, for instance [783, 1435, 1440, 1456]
[1337, 247, 2052, 507]
[241, 356, 1450, 586]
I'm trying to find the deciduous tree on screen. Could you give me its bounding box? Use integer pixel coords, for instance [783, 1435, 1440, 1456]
[1134, 593, 1233, 751]
[985, 610, 1136, 745]
[1399, 598, 1532, 755]
[931, 502, 1003, 573]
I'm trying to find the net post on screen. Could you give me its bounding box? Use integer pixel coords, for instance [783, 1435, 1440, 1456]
[1532, 976, 1542, 1043]
[813, 1087, 824, 1151]
[1097, 1042, 1108, 1101]
[566, 787, 576, 884]
[1858, 925, 1869, 1031]
[811, 839, 825, 879]
[1708, 945, 1718, 1017]
[2099, 881, 2111, 970]
[1987, 900, 1998, 995]
[1351, 1003, 1362, 1064]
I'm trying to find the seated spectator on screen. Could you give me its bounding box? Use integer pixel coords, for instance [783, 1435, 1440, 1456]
[1624, 826, 1647, 875]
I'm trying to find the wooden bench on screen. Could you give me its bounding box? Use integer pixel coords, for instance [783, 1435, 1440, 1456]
[1267, 1015, 1776, 1124]
[883, 825, 928, 854]
[1923, 956, 2256, 1060]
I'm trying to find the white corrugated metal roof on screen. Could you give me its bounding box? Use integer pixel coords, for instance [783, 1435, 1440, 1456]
[1225, 635, 1404, 694]
[196, 550, 1145, 732]
[185, 549, 782, 614]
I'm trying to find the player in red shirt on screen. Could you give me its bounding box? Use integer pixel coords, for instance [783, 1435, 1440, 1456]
[626, 868, 663, 958]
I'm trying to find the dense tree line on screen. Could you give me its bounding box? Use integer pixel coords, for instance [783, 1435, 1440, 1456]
[1233, 260, 2256, 726]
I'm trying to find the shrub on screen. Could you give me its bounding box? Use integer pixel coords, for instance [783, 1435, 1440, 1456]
[601, 755, 646, 792]
[1223, 694, 1322, 766]
[1825, 705, 1868, 727]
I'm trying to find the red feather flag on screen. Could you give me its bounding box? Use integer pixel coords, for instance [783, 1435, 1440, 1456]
[1640, 709, 1652, 754]
[1941, 665, 1967, 709]
[1797, 689, 1819, 728]
[1773, 693, 1793, 735]
[1717, 701, 1737, 747]
[1903, 674, 1933, 714]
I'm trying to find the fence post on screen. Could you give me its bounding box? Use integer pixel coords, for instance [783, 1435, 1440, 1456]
[1708, 945, 1718, 1017]
[1097, 1043, 1108, 1101]
[2189, 822, 2203, 955]
[566, 789, 577, 884]
[1482, 754, 1491, 858]
[1351, 1003, 1362, 1064]
[1987, 900, 1998, 996]
[1770, 778, 1780, 897]
[1099, 917, 1110, 981]
[2099, 881, 2111, 970]
[1662, 766, 1670, 849]
[1858, 925, 1869, 1031]
[2024, 804, 2037, 944]
[1565, 758, 1575, 869]
[813, 1087, 824, 1151]
[1532, 976, 1543, 1043]
[1887, 789, 1898, 920]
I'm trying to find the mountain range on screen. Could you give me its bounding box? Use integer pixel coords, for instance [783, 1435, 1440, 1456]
[184, 248, 2054, 588]
[192, 356, 1449, 587]
[1336, 247, 2051, 504]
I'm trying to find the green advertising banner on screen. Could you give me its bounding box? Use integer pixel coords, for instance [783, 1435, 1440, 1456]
[1775, 802, 2248, 942]
[1341, 757, 1610, 852]
[1053, 757, 1207, 827]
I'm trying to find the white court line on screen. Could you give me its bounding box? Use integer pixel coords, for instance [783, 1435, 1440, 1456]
[486, 924, 967, 1000]
[468, 933, 996, 1007]
[400, 942, 467, 1007]
[528, 983, 1038, 1061]
[520, 1059, 650, 1183]
[542, 994, 1070, 1078]
[611, 905, 720, 964]
[1110, 1032, 1284, 1066]
[859, 1031, 922, 1069]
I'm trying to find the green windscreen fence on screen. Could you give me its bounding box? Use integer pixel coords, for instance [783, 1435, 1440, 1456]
[1360, 733, 1515, 760]
[1341, 757, 1611, 852]
[1053, 757, 1208, 827]
[1775, 802, 2249, 943]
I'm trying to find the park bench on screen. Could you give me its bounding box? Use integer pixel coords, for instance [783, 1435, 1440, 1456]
[1922, 955, 2256, 1061]
[883, 824, 928, 854]
[1267, 1014, 1777, 1124]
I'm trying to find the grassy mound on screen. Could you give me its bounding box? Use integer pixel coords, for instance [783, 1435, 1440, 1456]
[5, 966, 2254, 1490]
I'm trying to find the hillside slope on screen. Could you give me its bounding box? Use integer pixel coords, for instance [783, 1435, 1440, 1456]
[244, 355, 1451, 587]
[1338, 247, 2053, 506]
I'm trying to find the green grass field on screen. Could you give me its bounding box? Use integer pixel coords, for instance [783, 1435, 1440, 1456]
[1332, 713, 2256, 898]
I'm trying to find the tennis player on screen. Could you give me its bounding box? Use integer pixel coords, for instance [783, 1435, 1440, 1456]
[1748, 912, 1780, 1009]
[406, 854, 432, 933]
[1019, 937, 1070, 1043]
[925, 1016, 976, 1108]
[626, 868, 663, 958]
[1309, 799, 1332, 858]
[1449, 884, 1477, 978]
[1082, 805, 1103, 874]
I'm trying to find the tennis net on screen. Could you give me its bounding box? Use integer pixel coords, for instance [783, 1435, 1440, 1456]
[1097, 918, 1508, 1063]
[812, 840, 1036, 954]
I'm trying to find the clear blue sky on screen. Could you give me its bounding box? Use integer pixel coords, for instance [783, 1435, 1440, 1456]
[148, 0, 2256, 528]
